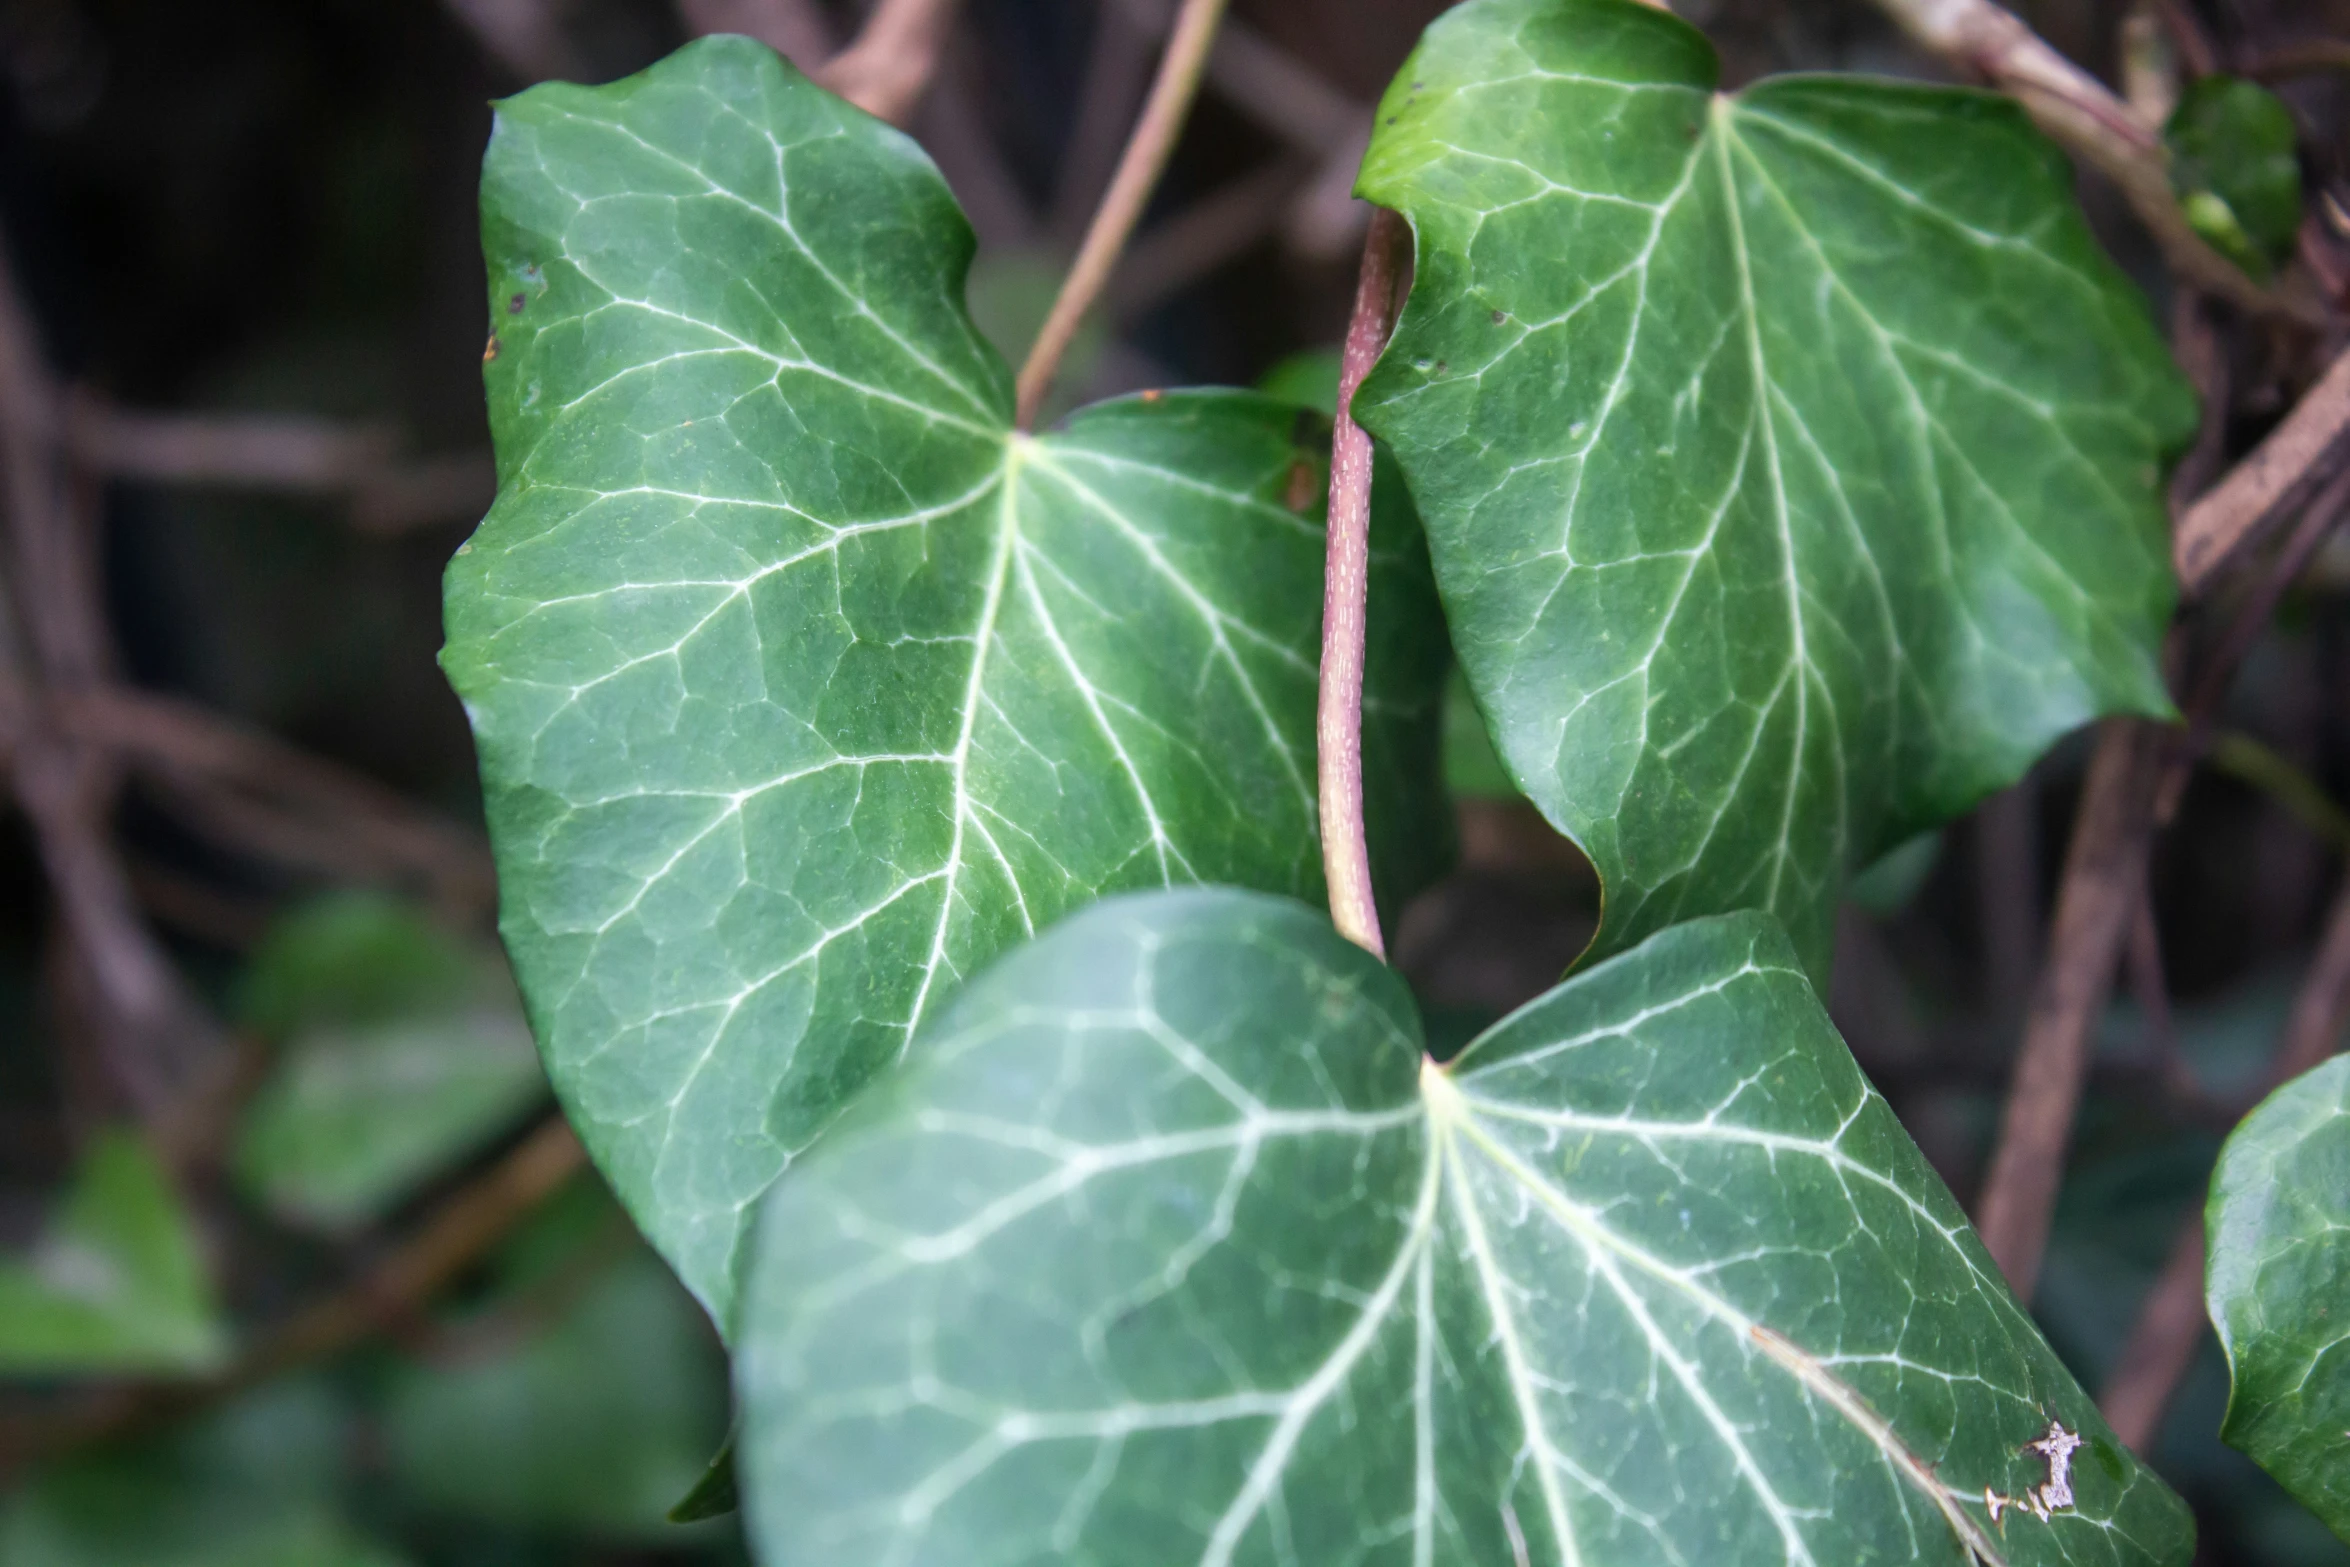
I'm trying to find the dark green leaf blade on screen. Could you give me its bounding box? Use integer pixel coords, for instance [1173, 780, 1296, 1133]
[736, 890, 2192, 1565]
[2208, 1053, 2350, 1542]
[1353, 0, 2194, 978]
[444, 37, 1448, 1320]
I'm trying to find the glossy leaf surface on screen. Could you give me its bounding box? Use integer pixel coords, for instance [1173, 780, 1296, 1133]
[446, 38, 1449, 1317]
[737, 890, 2191, 1566]
[2208, 1054, 2350, 1542]
[1353, 0, 2194, 977]
[0, 1131, 226, 1376]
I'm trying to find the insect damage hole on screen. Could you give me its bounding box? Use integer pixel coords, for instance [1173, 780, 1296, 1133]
[1983, 1420, 2085, 1524]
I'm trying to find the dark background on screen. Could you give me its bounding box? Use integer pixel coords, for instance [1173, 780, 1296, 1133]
[0, 0, 2347, 1562]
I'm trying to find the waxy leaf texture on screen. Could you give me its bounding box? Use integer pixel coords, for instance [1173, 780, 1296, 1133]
[445, 39, 1449, 1320]
[2207, 1054, 2350, 1542]
[1354, 0, 2196, 977]
[738, 891, 2191, 1566]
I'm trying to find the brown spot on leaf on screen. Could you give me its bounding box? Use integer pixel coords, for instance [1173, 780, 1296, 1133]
[483, 334, 500, 363]
[508, 293, 527, 315]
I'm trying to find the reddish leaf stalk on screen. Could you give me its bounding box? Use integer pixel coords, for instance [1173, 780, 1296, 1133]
[1013, 0, 1230, 428]
[1319, 207, 1409, 959]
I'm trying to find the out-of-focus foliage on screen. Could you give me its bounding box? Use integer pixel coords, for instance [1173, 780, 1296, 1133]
[0, 1131, 226, 1376]
[2167, 77, 2305, 280]
[231, 894, 545, 1231]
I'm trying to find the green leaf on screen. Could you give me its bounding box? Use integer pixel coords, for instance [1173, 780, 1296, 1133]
[232, 895, 547, 1232]
[444, 37, 1451, 1319]
[1353, 0, 2194, 980]
[382, 1250, 732, 1540]
[735, 889, 2192, 1565]
[2208, 1053, 2350, 1543]
[0, 1131, 227, 1376]
[2167, 77, 2303, 278]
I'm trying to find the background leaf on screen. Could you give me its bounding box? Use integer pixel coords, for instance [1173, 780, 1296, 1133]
[2166, 77, 2304, 279]
[2208, 1054, 2350, 1543]
[0, 1381, 407, 1567]
[0, 1131, 227, 1377]
[736, 890, 2190, 1566]
[380, 1185, 733, 1542]
[1353, 0, 2194, 979]
[232, 894, 546, 1232]
[445, 38, 1450, 1319]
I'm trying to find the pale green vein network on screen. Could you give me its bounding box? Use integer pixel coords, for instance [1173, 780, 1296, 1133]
[444, 37, 1448, 1322]
[1353, 0, 2192, 980]
[738, 891, 2192, 1566]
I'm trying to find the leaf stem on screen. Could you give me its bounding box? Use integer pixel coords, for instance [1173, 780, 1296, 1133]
[1013, 0, 1229, 429]
[1318, 207, 1410, 960]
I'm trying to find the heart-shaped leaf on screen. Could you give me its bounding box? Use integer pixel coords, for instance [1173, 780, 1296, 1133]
[444, 38, 1450, 1319]
[1353, 0, 2195, 978]
[736, 890, 2192, 1565]
[2207, 1053, 2350, 1543]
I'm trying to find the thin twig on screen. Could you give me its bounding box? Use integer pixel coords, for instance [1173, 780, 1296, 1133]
[2098, 866, 2350, 1449]
[1975, 718, 2168, 1297]
[0, 1116, 585, 1471]
[818, 0, 965, 127]
[2208, 731, 2350, 852]
[1318, 208, 1410, 959]
[2242, 40, 2350, 82]
[1864, 0, 2288, 319]
[1013, 0, 1230, 429]
[2176, 346, 2350, 596]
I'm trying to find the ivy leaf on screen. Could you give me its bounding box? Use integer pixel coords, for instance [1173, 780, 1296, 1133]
[2207, 1053, 2350, 1543]
[1353, 0, 2194, 978]
[0, 1130, 227, 1377]
[735, 889, 2191, 1565]
[444, 38, 1450, 1319]
[2166, 77, 2303, 280]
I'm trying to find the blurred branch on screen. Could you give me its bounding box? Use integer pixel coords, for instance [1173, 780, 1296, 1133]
[2242, 40, 2350, 83]
[0, 1116, 586, 1472]
[1112, 156, 1317, 318]
[1109, 0, 1374, 263]
[65, 400, 494, 533]
[441, 0, 586, 83]
[2175, 346, 2350, 596]
[0, 226, 219, 1128]
[1015, 0, 1230, 427]
[675, 0, 837, 68]
[43, 685, 497, 916]
[1974, 718, 2168, 1299]
[1865, 0, 2294, 319]
[818, 0, 965, 126]
[2100, 864, 2350, 1450]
